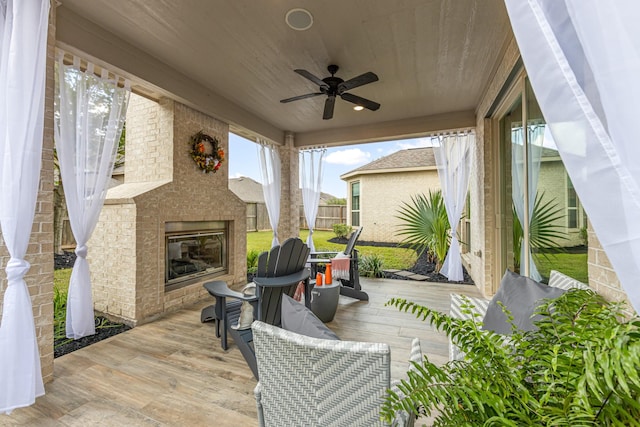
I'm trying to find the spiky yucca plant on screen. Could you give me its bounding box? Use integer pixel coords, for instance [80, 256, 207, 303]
[359, 253, 385, 278]
[382, 291, 640, 426]
[395, 190, 450, 270]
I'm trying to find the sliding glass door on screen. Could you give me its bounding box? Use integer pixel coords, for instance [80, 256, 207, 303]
[497, 79, 588, 283]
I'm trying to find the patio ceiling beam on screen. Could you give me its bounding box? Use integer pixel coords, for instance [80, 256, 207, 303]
[55, 6, 285, 145]
[292, 110, 476, 148]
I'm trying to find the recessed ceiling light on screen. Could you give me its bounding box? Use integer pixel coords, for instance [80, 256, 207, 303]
[285, 8, 313, 31]
[353, 105, 364, 111]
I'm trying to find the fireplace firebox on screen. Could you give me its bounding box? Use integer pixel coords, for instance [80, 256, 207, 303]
[165, 221, 227, 289]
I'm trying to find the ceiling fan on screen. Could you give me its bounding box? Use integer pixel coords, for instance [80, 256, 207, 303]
[280, 64, 380, 120]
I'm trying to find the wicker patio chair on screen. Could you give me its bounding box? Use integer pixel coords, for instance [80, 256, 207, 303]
[308, 226, 368, 301]
[252, 320, 419, 427]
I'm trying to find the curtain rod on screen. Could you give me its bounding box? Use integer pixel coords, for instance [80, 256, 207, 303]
[56, 50, 130, 89]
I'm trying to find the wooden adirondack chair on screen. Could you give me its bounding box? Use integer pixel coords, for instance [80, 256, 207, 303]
[203, 237, 311, 379]
[308, 227, 368, 301]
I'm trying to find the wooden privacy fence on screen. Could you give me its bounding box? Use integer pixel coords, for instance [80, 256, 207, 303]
[299, 204, 346, 230]
[245, 202, 346, 232]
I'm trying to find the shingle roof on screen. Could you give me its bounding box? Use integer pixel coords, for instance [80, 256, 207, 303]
[341, 147, 436, 178]
[229, 176, 338, 203]
[229, 176, 265, 203]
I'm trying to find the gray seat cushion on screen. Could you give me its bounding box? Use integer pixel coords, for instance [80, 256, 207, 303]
[281, 295, 340, 340]
[482, 270, 566, 335]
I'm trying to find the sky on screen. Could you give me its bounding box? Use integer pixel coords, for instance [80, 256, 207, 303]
[228, 133, 434, 198]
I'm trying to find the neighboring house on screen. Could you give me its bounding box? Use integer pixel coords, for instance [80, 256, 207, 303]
[341, 146, 587, 248]
[229, 176, 337, 204]
[537, 148, 587, 248]
[341, 147, 441, 243]
[229, 176, 267, 203]
[229, 176, 343, 231]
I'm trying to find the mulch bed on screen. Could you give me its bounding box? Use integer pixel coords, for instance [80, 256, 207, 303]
[54, 251, 131, 358]
[328, 236, 474, 285]
[54, 317, 131, 358]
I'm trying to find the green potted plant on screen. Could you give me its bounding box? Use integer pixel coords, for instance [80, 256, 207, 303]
[382, 290, 640, 426]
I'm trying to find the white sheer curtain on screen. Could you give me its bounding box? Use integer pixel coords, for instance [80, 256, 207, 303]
[505, 0, 640, 312]
[54, 54, 130, 339]
[258, 140, 281, 248]
[432, 131, 474, 281]
[300, 148, 326, 252]
[0, 0, 49, 413]
[511, 125, 544, 280]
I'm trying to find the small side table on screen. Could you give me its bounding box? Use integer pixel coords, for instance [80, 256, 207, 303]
[310, 282, 340, 322]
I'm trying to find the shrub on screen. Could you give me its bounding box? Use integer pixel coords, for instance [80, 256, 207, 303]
[247, 249, 260, 274]
[326, 197, 346, 205]
[382, 290, 640, 426]
[332, 223, 352, 239]
[579, 226, 588, 246]
[359, 253, 384, 278]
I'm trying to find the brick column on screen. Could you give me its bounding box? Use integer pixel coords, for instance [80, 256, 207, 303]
[276, 132, 300, 241]
[0, 3, 56, 383]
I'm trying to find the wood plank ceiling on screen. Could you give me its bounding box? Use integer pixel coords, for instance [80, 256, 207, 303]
[56, 0, 511, 146]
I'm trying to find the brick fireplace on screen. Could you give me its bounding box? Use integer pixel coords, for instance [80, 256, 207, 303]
[88, 95, 246, 325]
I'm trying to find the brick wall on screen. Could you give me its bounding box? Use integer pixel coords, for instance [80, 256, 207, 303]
[467, 33, 522, 298]
[0, 5, 56, 383]
[275, 132, 300, 241]
[89, 95, 247, 325]
[587, 223, 630, 309]
[347, 169, 440, 243]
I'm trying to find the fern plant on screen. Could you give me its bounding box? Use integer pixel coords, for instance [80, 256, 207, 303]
[382, 290, 640, 426]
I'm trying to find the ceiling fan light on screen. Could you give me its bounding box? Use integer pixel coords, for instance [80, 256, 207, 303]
[353, 105, 364, 111]
[285, 9, 313, 31]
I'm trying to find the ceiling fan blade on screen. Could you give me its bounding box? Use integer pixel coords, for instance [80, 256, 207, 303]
[340, 92, 380, 111]
[323, 96, 336, 120]
[280, 92, 324, 103]
[294, 69, 330, 90]
[338, 72, 379, 92]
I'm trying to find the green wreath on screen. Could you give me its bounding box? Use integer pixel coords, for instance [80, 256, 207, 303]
[189, 131, 224, 173]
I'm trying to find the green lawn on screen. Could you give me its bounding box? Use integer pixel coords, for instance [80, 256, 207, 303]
[54, 268, 72, 293]
[248, 230, 417, 270]
[534, 252, 588, 283]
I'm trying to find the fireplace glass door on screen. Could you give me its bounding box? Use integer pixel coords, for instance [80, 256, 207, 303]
[165, 221, 227, 286]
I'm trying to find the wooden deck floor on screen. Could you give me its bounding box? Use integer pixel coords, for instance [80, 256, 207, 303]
[1, 278, 482, 426]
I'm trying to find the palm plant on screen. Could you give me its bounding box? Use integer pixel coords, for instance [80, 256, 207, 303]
[513, 191, 567, 271]
[395, 190, 450, 270]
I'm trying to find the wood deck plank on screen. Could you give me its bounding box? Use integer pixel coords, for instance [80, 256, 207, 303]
[0, 278, 481, 426]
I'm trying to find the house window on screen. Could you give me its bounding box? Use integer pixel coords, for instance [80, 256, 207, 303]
[351, 181, 360, 227]
[567, 176, 578, 229]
